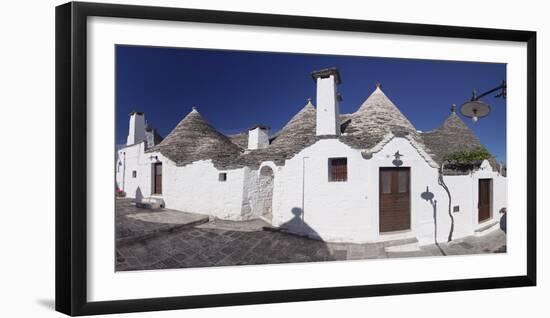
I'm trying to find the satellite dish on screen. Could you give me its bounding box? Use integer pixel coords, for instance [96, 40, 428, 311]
[460, 100, 491, 123]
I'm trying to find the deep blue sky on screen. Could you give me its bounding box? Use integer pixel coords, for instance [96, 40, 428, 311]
[116, 45, 507, 163]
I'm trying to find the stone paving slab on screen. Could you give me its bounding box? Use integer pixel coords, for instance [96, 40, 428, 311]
[116, 198, 209, 246]
[197, 218, 269, 232]
[114, 199, 507, 271]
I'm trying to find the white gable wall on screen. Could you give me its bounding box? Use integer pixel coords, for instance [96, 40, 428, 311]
[368, 137, 445, 245]
[270, 137, 444, 244]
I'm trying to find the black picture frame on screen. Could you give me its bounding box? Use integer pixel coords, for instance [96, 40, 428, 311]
[55, 1, 537, 316]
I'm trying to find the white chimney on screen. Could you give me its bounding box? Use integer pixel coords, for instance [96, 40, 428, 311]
[247, 125, 270, 150]
[126, 111, 146, 146]
[312, 68, 341, 136]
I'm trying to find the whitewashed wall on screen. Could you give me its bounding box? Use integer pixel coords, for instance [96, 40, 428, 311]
[272, 139, 371, 242]
[438, 161, 507, 242]
[241, 166, 275, 221]
[368, 137, 446, 245]
[440, 175, 476, 240]
[116, 144, 247, 220]
[116, 142, 152, 200]
[116, 137, 507, 243]
[161, 158, 246, 220]
[270, 137, 508, 245]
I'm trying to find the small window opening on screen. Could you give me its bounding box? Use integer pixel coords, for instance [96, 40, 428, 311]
[328, 158, 347, 182]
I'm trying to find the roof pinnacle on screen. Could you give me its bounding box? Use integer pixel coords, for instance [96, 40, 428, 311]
[451, 104, 456, 114]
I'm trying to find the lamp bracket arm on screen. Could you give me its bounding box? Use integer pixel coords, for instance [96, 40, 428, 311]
[472, 82, 507, 101]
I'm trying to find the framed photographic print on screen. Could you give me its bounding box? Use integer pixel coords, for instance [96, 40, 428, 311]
[55, 1, 536, 316]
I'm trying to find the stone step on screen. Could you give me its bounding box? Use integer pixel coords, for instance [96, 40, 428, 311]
[475, 221, 499, 236]
[384, 242, 420, 253]
[383, 237, 419, 247]
[383, 237, 420, 252]
[135, 197, 163, 209]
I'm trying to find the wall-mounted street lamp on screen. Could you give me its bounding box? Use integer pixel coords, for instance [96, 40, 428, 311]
[460, 80, 506, 123]
[392, 151, 404, 167]
[149, 155, 159, 162]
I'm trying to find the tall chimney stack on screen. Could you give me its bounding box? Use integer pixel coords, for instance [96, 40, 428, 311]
[126, 111, 146, 146]
[247, 124, 270, 150]
[312, 68, 341, 136]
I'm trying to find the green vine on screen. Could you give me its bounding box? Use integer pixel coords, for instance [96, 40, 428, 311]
[443, 147, 491, 171]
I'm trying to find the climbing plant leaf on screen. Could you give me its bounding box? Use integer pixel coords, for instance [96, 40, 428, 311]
[443, 147, 491, 171]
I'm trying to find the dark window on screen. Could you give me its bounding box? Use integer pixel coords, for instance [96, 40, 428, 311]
[153, 163, 162, 194]
[397, 170, 408, 193]
[219, 173, 227, 182]
[328, 158, 347, 182]
[132, 170, 137, 178]
[381, 170, 392, 193]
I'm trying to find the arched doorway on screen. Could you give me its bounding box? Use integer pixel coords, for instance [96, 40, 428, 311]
[258, 165, 275, 222]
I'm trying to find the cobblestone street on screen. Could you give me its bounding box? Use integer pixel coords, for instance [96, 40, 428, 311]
[115, 199, 507, 271]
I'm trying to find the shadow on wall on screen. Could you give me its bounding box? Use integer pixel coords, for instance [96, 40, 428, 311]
[279, 207, 322, 241]
[421, 186, 447, 256]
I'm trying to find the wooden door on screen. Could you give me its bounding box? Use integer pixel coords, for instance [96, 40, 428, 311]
[153, 163, 162, 194]
[379, 167, 411, 232]
[478, 179, 492, 222]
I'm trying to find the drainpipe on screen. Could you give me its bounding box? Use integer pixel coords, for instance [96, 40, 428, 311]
[122, 152, 126, 192]
[438, 161, 454, 242]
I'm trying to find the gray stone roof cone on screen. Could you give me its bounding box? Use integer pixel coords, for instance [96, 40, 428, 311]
[421, 106, 498, 169]
[148, 108, 242, 168]
[341, 85, 418, 149]
[241, 100, 318, 167]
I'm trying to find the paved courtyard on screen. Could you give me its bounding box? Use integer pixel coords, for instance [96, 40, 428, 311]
[116, 198, 209, 245]
[115, 199, 506, 271]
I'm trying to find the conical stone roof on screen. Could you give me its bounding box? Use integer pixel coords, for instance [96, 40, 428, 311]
[341, 86, 419, 149]
[270, 101, 317, 149]
[148, 108, 243, 168]
[146, 88, 497, 172]
[421, 110, 497, 170]
[242, 100, 319, 167]
[226, 132, 248, 149]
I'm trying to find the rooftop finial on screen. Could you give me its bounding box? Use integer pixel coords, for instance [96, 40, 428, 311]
[375, 83, 382, 89]
[191, 106, 197, 111]
[451, 104, 456, 114]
